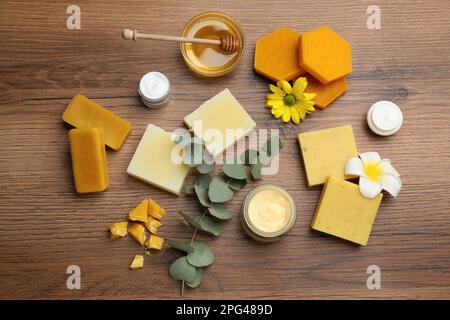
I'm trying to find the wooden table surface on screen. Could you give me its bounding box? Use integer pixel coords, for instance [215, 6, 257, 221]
[1, 0, 449, 300]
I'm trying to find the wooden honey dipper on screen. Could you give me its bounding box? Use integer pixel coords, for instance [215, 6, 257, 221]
[122, 28, 240, 54]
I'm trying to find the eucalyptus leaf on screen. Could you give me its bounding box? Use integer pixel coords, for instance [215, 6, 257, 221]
[251, 163, 262, 180]
[185, 185, 195, 195]
[208, 176, 234, 203]
[183, 142, 204, 166]
[194, 185, 212, 207]
[223, 163, 247, 180]
[169, 257, 196, 283]
[228, 178, 247, 191]
[186, 267, 203, 288]
[196, 162, 214, 174]
[240, 149, 259, 165]
[208, 204, 233, 220]
[179, 212, 221, 236]
[187, 241, 215, 267]
[166, 239, 194, 254]
[262, 136, 283, 157]
[194, 174, 212, 189]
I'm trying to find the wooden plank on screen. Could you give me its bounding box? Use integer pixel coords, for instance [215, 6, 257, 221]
[0, 0, 449, 299]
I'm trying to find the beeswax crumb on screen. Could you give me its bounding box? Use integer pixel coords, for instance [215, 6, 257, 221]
[148, 199, 165, 220]
[128, 223, 146, 246]
[129, 199, 149, 223]
[146, 235, 164, 250]
[145, 217, 162, 234]
[130, 255, 144, 269]
[109, 221, 128, 239]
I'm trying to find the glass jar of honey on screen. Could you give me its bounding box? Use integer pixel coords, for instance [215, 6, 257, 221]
[180, 12, 246, 77]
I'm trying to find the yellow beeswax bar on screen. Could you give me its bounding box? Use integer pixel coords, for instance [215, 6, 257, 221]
[68, 127, 109, 193]
[184, 89, 256, 157]
[311, 177, 382, 246]
[63, 94, 132, 151]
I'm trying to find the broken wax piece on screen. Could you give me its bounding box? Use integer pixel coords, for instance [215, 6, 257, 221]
[146, 235, 164, 250]
[63, 94, 132, 151]
[128, 223, 146, 246]
[145, 217, 162, 234]
[184, 88, 256, 157]
[311, 177, 382, 246]
[127, 125, 190, 195]
[128, 199, 149, 223]
[68, 127, 109, 193]
[130, 255, 144, 269]
[298, 125, 358, 187]
[109, 221, 128, 239]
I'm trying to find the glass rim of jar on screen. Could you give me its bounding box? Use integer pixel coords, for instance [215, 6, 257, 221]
[241, 184, 297, 239]
[180, 11, 246, 77]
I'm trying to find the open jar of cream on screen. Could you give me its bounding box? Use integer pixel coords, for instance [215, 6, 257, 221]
[241, 184, 297, 243]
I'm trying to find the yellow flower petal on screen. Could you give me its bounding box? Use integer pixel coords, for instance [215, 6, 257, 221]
[291, 107, 300, 124]
[278, 80, 292, 94]
[269, 84, 286, 96]
[266, 93, 283, 100]
[295, 92, 317, 101]
[294, 105, 307, 119]
[282, 107, 291, 123]
[266, 99, 284, 108]
[272, 106, 286, 118]
[292, 77, 307, 96]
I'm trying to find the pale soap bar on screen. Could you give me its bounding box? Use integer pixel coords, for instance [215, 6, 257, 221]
[68, 127, 109, 193]
[298, 125, 358, 187]
[63, 94, 132, 151]
[311, 177, 382, 246]
[127, 124, 190, 195]
[184, 88, 256, 157]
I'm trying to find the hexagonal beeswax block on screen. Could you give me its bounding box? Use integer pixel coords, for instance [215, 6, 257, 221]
[311, 177, 383, 246]
[299, 26, 352, 84]
[298, 125, 358, 187]
[304, 74, 347, 109]
[127, 124, 190, 195]
[254, 27, 304, 81]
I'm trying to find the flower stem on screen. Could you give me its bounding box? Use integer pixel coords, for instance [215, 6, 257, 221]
[191, 208, 208, 244]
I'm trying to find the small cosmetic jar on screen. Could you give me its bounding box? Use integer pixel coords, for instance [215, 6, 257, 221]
[138, 71, 171, 108]
[241, 184, 297, 243]
[367, 100, 403, 136]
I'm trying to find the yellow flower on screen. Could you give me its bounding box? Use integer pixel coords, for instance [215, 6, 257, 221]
[265, 77, 316, 125]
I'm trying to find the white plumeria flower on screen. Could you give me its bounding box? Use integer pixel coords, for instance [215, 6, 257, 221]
[345, 151, 402, 199]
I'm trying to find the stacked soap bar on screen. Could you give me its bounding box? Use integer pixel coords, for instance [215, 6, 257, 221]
[127, 124, 190, 195]
[311, 177, 382, 246]
[184, 88, 256, 157]
[298, 125, 358, 187]
[254, 26, 351, 108]
[63, 94, 132, 193]
[63, 94, 132, 151]
[298, 125, 381, 245]
[68, 127, 109, 193]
